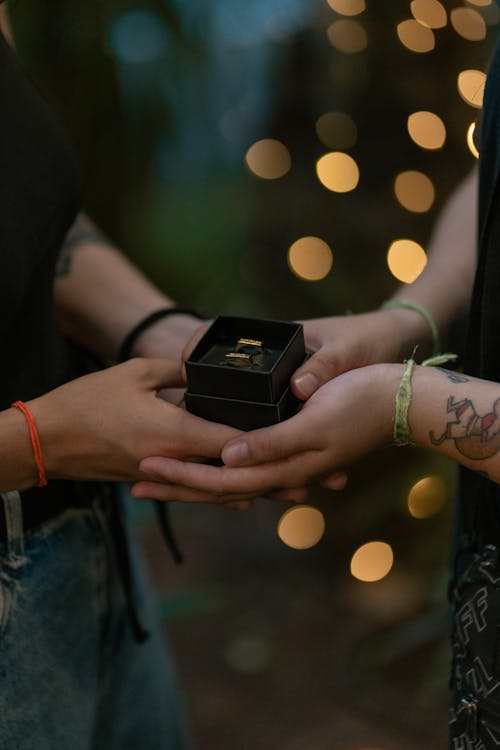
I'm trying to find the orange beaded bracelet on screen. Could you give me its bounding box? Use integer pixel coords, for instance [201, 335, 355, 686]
[11, 400, 48, 487]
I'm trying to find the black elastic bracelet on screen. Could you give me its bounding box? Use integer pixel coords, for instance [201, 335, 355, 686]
[118, 306, 202, 362]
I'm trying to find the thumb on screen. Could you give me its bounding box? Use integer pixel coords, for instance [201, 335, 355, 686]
[291, 350, 336, 400]
[222, 415, 307, 467]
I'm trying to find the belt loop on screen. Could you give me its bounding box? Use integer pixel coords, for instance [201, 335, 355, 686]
[1, 491, 26, 563]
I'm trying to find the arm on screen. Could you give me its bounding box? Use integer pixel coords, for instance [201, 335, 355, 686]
[132, 363, 500, 500]
[54, 214, 203, 361]
[290, 169, 478, 398]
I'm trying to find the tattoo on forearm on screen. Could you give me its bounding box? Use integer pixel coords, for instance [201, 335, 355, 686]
[55, 215, 109, 277]
[430, 395, 500, 460]
[437, 368, 469, 384]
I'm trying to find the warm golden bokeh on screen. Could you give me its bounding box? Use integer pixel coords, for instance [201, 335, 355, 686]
[277, 506, 326, 549]
[466, 0, 493, 5]
[394, 170, 435, 213]
[450, 7, 487, 40]
[350, 542, 394, 582]
[315, 112, 358, 150]
[327, 19, 368, 53]
[288, 236, 334, 281]
[408, 476, 447, 519]
[387, 239, 427, 283]
[316, 151, 360, 192]
[407, 111, 446, 150]
[397, 19, 435, 52]
[245, 139, 292, 180]
[410, 0, 447, 29]
[467, 122, 480, 158]
[457, 69, 486, 108]
[326, 0, 366, 15]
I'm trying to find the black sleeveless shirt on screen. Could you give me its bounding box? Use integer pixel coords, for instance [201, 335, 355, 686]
[0, 29, 82, 409]
[460, 39, 500, 543]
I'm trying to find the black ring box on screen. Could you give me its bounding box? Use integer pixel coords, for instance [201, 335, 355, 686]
[185, 316, 306, 430]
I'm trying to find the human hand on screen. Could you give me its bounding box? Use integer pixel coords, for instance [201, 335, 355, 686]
[131, 313, 206, 362]
[292, 310, 429, 400]
[28, 358, 245, 494]
[132, 364, 398, 498]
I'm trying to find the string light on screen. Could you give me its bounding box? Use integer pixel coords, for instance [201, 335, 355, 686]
[327, 19, 368, 53]
[288, 237, 334, 281]
[394, 170, 435, 213]
[410, 0, 447, 29]
[407, 111, 446, 150]
[316, 112, 358, 150]
[245, 139, 291, 179]
[457, 69, 486, 108]
[450, 7, 487, 40]
[277, 506, 326, 549]
[397, 19, 435, 52]
[408, 476, 447, 519]
[350, 542, 394, 582]
[316, 151, 360, 192]
[467, 122, 480, 158]
[326, 0, 366, 15]
[387, 239, 427, 283]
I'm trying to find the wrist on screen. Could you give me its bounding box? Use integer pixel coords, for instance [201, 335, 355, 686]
[379, 306, 434, 360]
[131, 312, 203, 360]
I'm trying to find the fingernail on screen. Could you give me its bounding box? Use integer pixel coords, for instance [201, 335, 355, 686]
[223, 441, 249, 466]
[294, 372, 319, 398]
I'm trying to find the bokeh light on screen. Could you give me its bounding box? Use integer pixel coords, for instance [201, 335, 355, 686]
[467, 121, 480, 158]
[408, 476, 447, 519]
[326, 0, 366, 15]
[316, 151, 360, 192]
[350, 542, 394, 582]
[410, 0, 447, 29]
[245, 139, 292, 180]
[397, 19, 435, 52]
[394, 170, 435, 212]
[327, 19, 368, 53]
[316, 112, 358, 150]
[407, 111, 446, 150]
[457, 69, 487, 107]
[107, 11, 169, 64]
[466, 0, 493, 5]
[450, 7, 487, 40]
[387, 239, 427, 283]
[278, 505, 326, 549]
[288, 237, 334, 281]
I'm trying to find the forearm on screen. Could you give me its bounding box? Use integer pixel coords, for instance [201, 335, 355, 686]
[53, 214, 198, 360]
[0, 407, 41, 492]
[382, 362, 500, 483]
[384, 168, 478, 350]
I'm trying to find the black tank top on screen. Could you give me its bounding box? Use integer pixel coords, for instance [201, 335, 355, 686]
[0, 29, 82, 409]
[460, 39, 500, 543]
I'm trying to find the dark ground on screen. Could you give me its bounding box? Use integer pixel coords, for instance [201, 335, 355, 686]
[138, 455, 451, 750]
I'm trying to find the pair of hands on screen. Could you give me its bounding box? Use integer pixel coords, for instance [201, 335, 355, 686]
[129, 310, 414, 504]
[31, 309, 411, 504]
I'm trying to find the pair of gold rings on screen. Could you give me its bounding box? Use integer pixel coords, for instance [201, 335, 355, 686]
[224, 338, 264, 367]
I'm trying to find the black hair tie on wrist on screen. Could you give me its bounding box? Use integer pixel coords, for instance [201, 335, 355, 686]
[117, 306, 202, 363]
[117, 305, 202, 568]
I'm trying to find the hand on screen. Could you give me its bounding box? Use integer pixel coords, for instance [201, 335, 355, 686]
[131, 313, 206, 362]
[28, 358, 243, 491]
[131, 364, 398, 498]
[292, 310, 429, 400]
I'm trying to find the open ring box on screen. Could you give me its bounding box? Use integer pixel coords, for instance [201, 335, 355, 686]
[185, 316, 306, 430]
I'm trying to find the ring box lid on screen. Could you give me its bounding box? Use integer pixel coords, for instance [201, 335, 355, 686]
[185, 316, 305, 404]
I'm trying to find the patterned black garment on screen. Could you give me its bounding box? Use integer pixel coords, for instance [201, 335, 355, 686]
[450, 39, 500, 749]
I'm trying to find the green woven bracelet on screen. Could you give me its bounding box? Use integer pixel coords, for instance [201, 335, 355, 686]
[393, 352, 458, 447]
[382, 299, 441, 357]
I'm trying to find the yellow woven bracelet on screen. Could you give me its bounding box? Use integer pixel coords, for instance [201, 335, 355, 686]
[393, 351, 458, 447]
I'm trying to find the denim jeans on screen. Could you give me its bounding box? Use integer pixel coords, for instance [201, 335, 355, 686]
[0, 487, 192, 750]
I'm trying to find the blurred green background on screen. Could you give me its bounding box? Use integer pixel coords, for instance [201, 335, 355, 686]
[9, 1, 497, 747]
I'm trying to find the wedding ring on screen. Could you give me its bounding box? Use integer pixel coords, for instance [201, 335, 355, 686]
[235, 338, 264, 356]
[224, 351, 252, 367]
